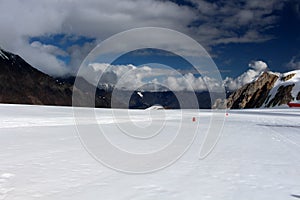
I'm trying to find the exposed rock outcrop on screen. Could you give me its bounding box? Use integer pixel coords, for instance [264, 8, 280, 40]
[227, 69, 300, 109]
[280, 73, 295, 81]
[227, 72, 279, 109]
[265, 84, 295, 107]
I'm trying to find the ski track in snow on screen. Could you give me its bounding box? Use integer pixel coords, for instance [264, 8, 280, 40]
[0, 104, 299, 200]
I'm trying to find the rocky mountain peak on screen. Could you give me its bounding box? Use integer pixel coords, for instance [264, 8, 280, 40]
[227, 70, 300, 109]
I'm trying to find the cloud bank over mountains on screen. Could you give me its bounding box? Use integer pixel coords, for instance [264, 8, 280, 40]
[86, 60, 268, 92]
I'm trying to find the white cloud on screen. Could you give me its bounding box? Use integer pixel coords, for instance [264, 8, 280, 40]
[70, 60, 270, 92]
[0, 0, 196, 76]
[82, 61, 272, 93]
[249, 60, 268, 71]
[166, 73, 206, 91]
[30, 41, 67, 57]
[83, 63, 222, 92]
[286, 55, 300, 69]
[223, 60, 268, 91]
[18, 43, 70, 76]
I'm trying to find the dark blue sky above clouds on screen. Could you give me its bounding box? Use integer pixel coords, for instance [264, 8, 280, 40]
[0, 0, 299, 89]
[170, 0, 300, 77]
[213, 0, 300, 77]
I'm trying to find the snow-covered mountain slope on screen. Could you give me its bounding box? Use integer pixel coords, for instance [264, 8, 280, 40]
[0, 48, 9, 60]
[227, 70, 300, 109]
[263, 70, 300, 107]
[0, 104, 299, 200]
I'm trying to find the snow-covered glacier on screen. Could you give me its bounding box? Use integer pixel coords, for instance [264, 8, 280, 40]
[0, 104, 299, 200]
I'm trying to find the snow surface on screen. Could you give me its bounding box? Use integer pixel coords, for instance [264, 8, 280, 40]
[145, 105, 164, 110]
[0, 104, 300, 199]
[0, 49, 9, 60]
[137, 91, 143, 98]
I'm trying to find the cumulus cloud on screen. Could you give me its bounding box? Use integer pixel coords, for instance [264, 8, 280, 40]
[82, 63, 222, 92]
[223, 60, 268, 91]
[249, 60, 268, 71]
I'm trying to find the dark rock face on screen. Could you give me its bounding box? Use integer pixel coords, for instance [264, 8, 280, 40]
[0, 48, 73, 106]
[0, 48, 115, 108]
[227, 72, 279, 109]
[265, 84, 295, 107]
[280, 73, 295, 81]
[297, 92, 300, 101]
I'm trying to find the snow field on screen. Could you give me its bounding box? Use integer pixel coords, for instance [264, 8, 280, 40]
[0, 104, 299, 199]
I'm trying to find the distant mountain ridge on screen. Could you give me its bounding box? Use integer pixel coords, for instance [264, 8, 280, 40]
[0, 47, 220, 109]
[227, 70, 300, 109]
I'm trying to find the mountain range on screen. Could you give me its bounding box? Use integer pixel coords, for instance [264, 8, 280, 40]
[0, 48, 221, 109]
[1, 47, 299, 109]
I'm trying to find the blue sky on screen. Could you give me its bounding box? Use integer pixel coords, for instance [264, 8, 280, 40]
[213, 0, 300, 77]
[0, 0, 299, 90]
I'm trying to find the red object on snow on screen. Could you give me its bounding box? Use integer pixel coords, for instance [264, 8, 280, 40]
[288, 102, 300, 107]
[192, 117, 196, 122]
